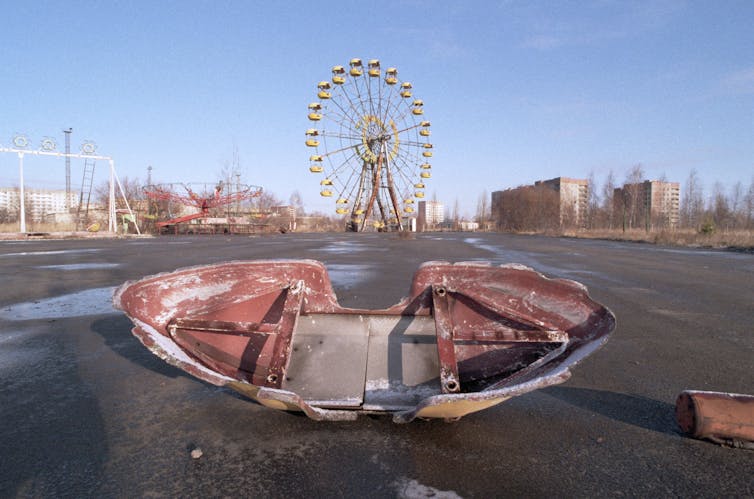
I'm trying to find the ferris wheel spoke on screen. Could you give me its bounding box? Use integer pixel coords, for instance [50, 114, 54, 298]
[321, 131, 362, 141]
[318, 143, 361, 159]
[327, 150, 360, 176]
[323, 107, 362, 130]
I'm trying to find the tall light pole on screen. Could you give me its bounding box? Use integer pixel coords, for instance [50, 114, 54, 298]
[18, 151, 26, 232]
[64, 128, 72, 209]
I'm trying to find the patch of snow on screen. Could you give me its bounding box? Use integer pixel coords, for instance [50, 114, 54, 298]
[394, 477, 462, 499]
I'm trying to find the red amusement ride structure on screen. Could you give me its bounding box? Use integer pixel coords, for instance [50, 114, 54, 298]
[144, 182, 262, 233]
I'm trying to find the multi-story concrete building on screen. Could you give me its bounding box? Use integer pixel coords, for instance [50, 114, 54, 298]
[613, 180, 680, 230]
[492, 177, 589, 230]
[417, 200, 444, 231]
[535, 177, 589, 228]
[0, 188, 79, 222]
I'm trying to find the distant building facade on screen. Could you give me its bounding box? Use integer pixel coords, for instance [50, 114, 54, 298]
[535, 177, 589, 228]
[613, 180, 680, 230]
[417, 200, 444, 231]
[0, 188, 78, 222]
[492, 177, 588, 231]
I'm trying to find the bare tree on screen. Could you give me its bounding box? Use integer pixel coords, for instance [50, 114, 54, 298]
[623, 164, 645, 230]
[682, 169, 704, 229]
[475, 190, 488, 226]
[746, 176, 754, 230]
[601, 170, 615, 229]
[256, 190, 282, 212]
[289, 190, 305, 217]
[95, 176, 144, 211]
[711, 182, 731, 231]
[496, 185, 559, 232]
[729, 181, 744, 229]
[585, 171, 598, 229]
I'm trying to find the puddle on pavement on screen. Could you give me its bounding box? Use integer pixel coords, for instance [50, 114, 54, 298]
[317, 241, 368, 254]
[0, 286, 117, 321]
[36, 263, 121, 271]
[0, 248, 103, 257]
[325, 264, 375, 288]
[462, 237, 617, 283]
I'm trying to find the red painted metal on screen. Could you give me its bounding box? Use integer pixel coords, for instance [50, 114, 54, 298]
[676, 390, 754, 448]
[114, 260, 616, 422]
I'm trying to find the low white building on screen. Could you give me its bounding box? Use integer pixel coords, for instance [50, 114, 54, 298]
[0, 187, 79, 221]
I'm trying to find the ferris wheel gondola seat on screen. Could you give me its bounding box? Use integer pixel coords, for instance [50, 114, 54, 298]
[308, 113, 322, 121]
[305, 139, 319, 147]
[320, 189, 333, 197]
[309, 165, 324, 173]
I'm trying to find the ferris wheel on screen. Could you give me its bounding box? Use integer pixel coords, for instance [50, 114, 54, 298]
[306, 58, 432, 231]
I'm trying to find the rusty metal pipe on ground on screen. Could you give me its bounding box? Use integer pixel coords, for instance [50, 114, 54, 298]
[675, 390, 754, 449]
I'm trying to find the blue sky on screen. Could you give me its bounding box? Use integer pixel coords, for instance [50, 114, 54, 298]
[1, 0, 752, 217]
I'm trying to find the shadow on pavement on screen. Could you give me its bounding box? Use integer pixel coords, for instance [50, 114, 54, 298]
[90, 314, 191, 380]
[542, 386, 677, 435]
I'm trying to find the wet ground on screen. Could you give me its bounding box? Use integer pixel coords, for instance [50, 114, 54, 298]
[0, 232, 752, 497]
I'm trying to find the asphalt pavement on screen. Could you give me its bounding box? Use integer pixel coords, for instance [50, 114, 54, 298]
[0, 232, 752, 497]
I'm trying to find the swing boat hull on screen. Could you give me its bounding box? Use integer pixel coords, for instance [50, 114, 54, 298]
[114, 260, 615, 422]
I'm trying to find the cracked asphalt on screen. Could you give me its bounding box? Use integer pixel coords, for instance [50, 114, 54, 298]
[1, 232, 752, 497]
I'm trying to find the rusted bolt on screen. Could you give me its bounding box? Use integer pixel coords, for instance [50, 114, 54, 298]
[444, 379, 460, 392]
[266, 373, 278, 384]
[436, 287, 447, 297]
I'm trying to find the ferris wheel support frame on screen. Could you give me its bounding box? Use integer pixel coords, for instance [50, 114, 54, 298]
[384, 143, 405, 232]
